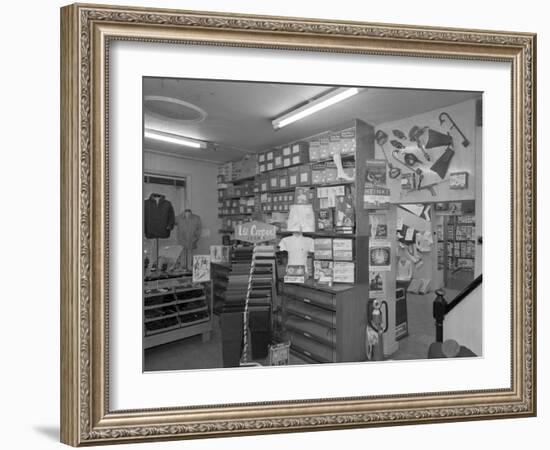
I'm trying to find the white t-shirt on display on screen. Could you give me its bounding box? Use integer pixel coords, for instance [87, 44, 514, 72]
[279, 234, 314, 269]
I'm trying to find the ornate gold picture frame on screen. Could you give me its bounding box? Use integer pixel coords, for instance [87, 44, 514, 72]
[60, 3, 536, 446]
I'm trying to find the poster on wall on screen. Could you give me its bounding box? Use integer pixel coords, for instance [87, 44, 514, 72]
[363, 186, 391, 209]
[369, 271, 386, 297]
[369, 241, 391, 271]
[365, 159, 387, 185]
[192, 255, 211, 283]
[363, 160, 390, 209]
[370, 214, 388, 238]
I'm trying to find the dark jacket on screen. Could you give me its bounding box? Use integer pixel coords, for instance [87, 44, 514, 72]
[144, 194, 175, 239]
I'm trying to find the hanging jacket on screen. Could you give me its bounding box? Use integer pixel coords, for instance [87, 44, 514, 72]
[176, 213, 202, 249]
[144, 194, 175, 239]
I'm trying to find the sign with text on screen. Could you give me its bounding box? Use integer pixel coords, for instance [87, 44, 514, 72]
[235, 221, 277, 243]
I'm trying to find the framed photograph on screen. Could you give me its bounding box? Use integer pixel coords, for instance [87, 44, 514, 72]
[60, 3, 536, 446]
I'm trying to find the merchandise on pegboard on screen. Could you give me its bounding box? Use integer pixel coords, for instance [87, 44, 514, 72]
[334, 194, 355, 234]
[369, 214, 388, 239]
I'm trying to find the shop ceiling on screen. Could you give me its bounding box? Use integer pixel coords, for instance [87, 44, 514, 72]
[143, 77, 478, 163]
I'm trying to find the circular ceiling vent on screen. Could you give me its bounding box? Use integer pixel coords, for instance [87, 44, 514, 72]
[144, 96, 207, 122]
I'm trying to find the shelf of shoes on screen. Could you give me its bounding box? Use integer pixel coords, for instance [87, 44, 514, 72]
[143, 277, 212, 349]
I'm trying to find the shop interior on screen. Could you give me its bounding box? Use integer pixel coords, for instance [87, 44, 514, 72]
[142, 78, 483, 371]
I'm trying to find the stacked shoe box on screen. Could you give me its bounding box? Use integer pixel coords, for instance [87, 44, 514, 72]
[248, 245, 276, 359]
[221, 246, 253, 367]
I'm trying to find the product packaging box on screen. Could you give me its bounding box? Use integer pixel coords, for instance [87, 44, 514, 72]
[269, 171, 280, 190]
[333, 261, 355, 283]
[332, 185, 346, 197]
[298, 164, 312, 186]
[294, 186, 313, 204]
[335, 195, 355, 233]
[230, 159, 243, 180]
[314, 238, 333, 260]
[314, 260, 334, 283]
[342, 160, 356, 180]
[324, 161, 338, 183]
[292, 141, 307, 154]
[224, 186, 234, 198]
[328, 131, 341, 157]
[319, 132, 331, 160]
[258, 173, 269, 192]
[239, 154, 259, 179]
[290, 142, 310, 165]
[273, 148, 284, 169]
[333, 238, 353, 261]
[260, 192, 269, 205]
[311, 162, 326, 185]
[284, 265, 306, 284]
[339, 127, 357, 154]
[278, 169, 289, 189]
[288, 166, 300, 187]
[316, 186, 328, 198]
[309, 137, 321, 161]
[317, 209, 334, 232]
[210, 245, 230, 263]
[218, 161, 233, 180]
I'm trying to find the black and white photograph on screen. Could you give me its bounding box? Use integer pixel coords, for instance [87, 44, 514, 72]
[142, 77, 483, 371]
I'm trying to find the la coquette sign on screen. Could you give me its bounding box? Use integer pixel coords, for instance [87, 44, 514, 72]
[235, 221, 277, 243]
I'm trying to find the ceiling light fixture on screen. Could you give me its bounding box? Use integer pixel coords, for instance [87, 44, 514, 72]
[272, 87, 362, 130]
[144, 129, 206, 149]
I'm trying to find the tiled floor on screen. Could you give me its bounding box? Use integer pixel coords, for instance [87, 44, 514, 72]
[145, 290, 458, 371]
[144, 316, 223, 371]
[144, 315, 307, 371]
[391, 290, 459, 361]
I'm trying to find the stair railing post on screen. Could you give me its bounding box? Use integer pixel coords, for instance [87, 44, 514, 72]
[433, 289, 447, 343]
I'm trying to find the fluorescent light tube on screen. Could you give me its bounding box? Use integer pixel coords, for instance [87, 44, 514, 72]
[272, 87, 362, 130]
[144, 129, 205, 149]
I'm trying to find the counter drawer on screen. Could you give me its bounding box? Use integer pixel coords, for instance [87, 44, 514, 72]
[285, 315, 336, 347]
[287, 331, 334, 363]
[284, 297, 336, 328]
[282, 285, 335, 310]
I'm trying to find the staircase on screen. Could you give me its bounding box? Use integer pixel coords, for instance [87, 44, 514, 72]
[432, 274, 482, 355]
